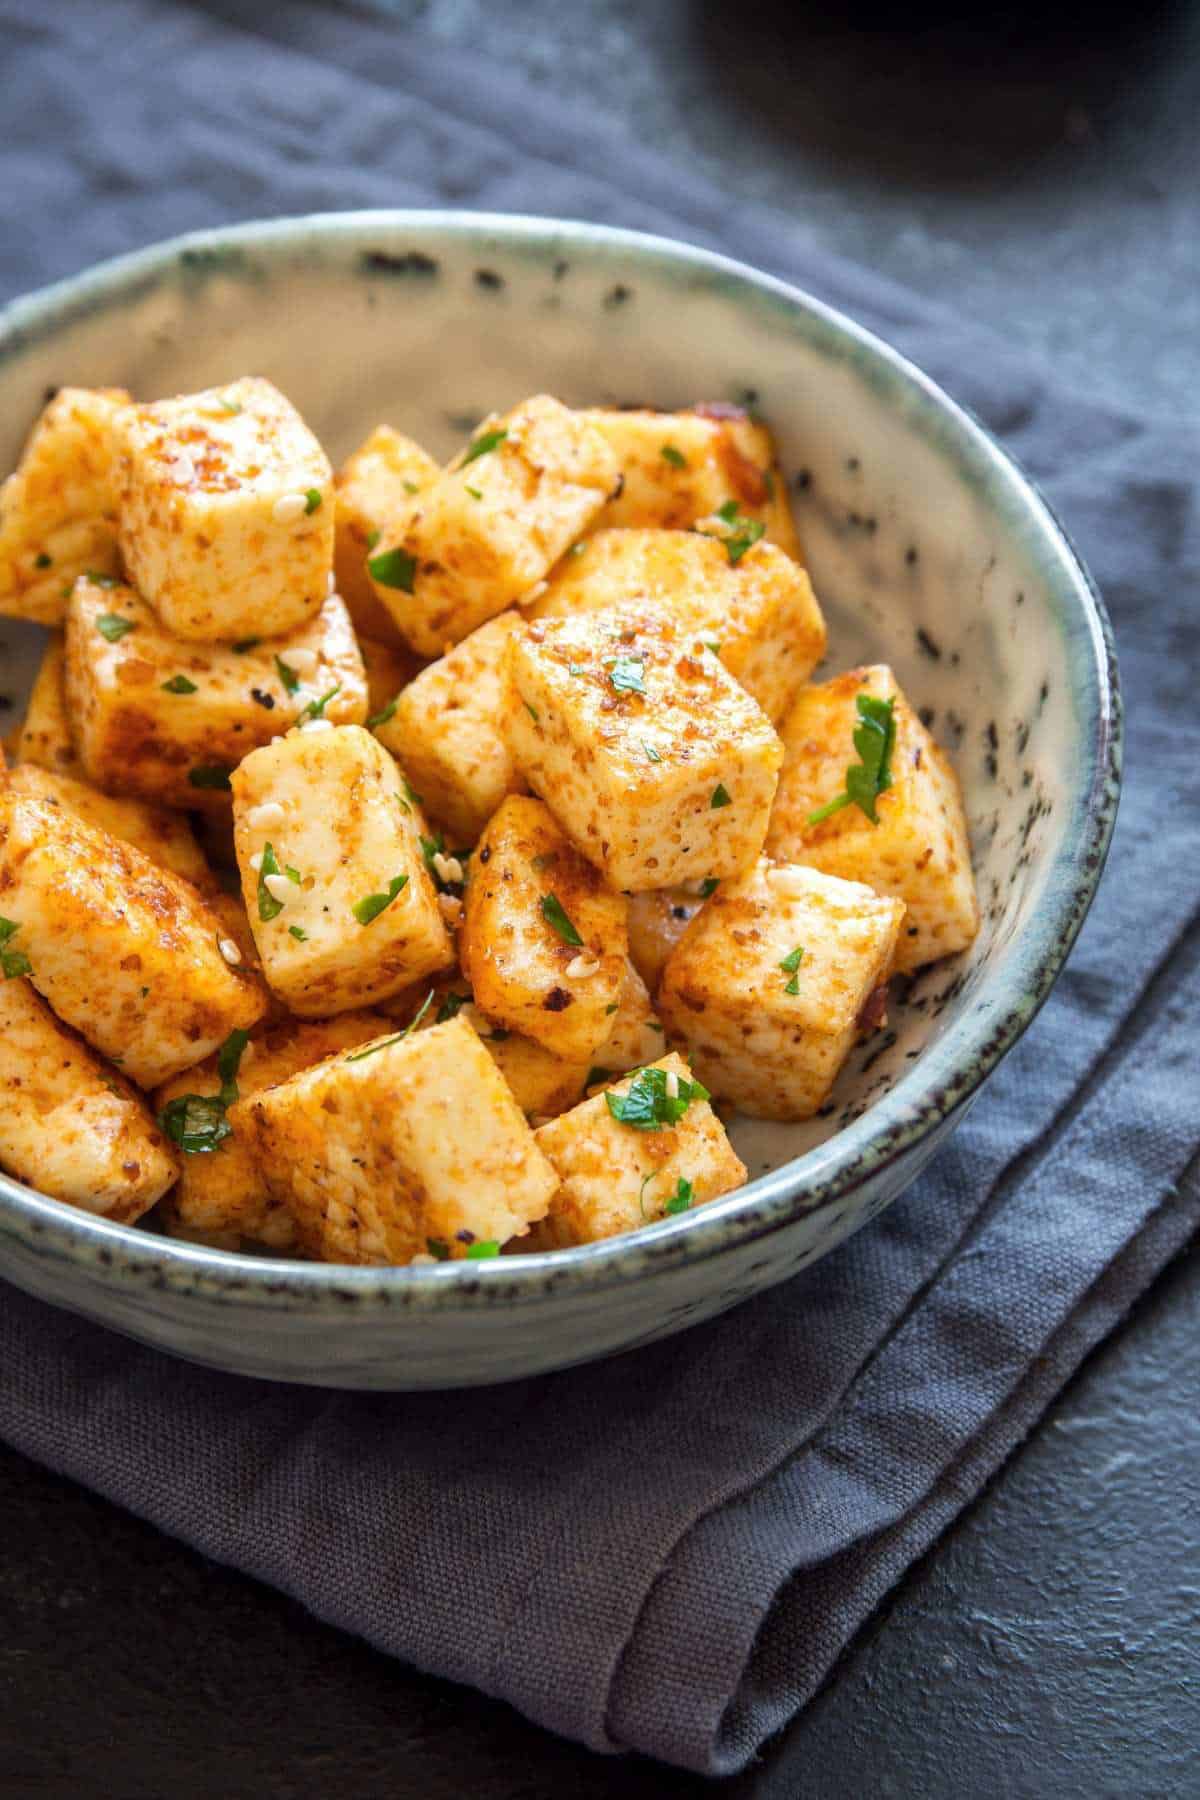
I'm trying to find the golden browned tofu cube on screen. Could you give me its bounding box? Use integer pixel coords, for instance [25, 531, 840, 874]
[583, 405, 801, 559]
[114, 376, 333, 642]
[7, 764, 213, 891]
[64, 580, 367, 812]
[0, 794, 267, 1088]
[766, 665, 979, 973]
[459, 795, 628, 1061]
[231, 724, 454, 1016]
[334, 425, 441, 644]
[626, 887, 706, 994]
[15, 633, 81, 775]
[658, 858, 905, 1119]
[366, 395, 620, 656]
[154, 1010, 390, 1250]
[0, 975, 178, 1222]
[234, 1013, 560, 1263]
[533, 1052, 746, 1245]
[530, 528, 825, 723]
[375, 610, 526, 842]
[506, 603, 783, 891]
[587, 961, 667, 1085]
[0, 387, 126, 625]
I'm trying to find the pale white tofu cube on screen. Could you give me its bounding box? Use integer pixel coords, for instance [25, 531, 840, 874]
[658, 858, 906, 1119]
[333, 424, 440, 644]
[114, 376, 333, 641]
[231, 724, 454, 1016]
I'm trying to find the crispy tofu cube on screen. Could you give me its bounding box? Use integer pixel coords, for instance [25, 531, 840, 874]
[334, 425, 441, 643]
[366, 395, 620, 656]
[584, 405, 801, 559]
[154, 1010, 390, 1249]
[358, 634, 424, 723]
[0, 387, 127, 625]
[459, 795, 628, 1061]
[530, 528, 825, 723]
[0, 795, 267, 1088]
[65, 581, 367, 812]
[506, 603, 783, 891]
[375, 611, 526, 842]
[16, 633, 81, 775]
[7, 764, 213, 890]
[586, 960, 667, 1084]
[231, 724, 454, 1016]
[626, 888, 706, 995]
[533, 1052, 746, 1245]
[234, 1013, 559, 1263]
[658, 858, 905, 1119]
[0, 975, 178, 1222]
[766, 665, 979, 972]
[114, 376, 333, 642]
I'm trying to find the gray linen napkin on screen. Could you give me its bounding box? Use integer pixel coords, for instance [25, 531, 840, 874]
[1, 0, 1197, 1775]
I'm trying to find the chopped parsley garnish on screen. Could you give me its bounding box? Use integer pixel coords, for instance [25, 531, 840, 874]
[157, 1026, 249, 1155]
[0, 917, 30, 981]
[780, 945, 805, 994]
[461, 425, 508, 466]
[807, 693, 897, 826]
[96, 612, 134, 642]
[188, 765, 232, 791]
[569, 541, 586, 557]
[161, 674, 198, 694]
[397, 776, 424, 815]
[402, 480, 420, 495]
[714, 499, 766, 566]
[426, 1237, 450, 1260]
[352, 872, 409, 925]
[698, 877, 720, 898]
[257, 843, 293, 922]
[710, 784, 732, 809]
[568, 664, 586, 677]
[465, 1240, 500, 1259]
[303, 487, 323, 514]
[274, 654, 300, 695]
[465, 484, 483, 500]
[345, 988, 434, 1061]
[435, 989, 471, 1023]
[643, 741, 662, 764]
[523, 700, 540, 723]
[216, 395, 242, 415]
[366, 528, 381, 550]
[703, 639, 721, 655]
[288, 924, 308, 941]
[541, 893, 583, 946]
[367, 545, 417, 592]
[660, 443, 687, 468]
[367, 697, 398, 729]
[297, 682, 341, 722]
[663, 1176, 694, 1215]
[607, 656, 646, 697]
[606, 1066, 709, 1131]
[232, 637, 261, 654]
[34, 552, 52, 568]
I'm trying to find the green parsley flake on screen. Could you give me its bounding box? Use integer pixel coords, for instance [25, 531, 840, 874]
[465, 484, 483, 500]
[714, 499, 766, 566]
[345, 988, 435, 1062]
[780, 945, 805, 994]
[303, 487, 323, 514]
[435, 989, 471, 1024]
[367, 697, 398, 729]
[540, 892, 583, 946]
[606, 1065, 709, 1131]
[710, 784, 732, 809]
[402, 480, 420, 495]
[96, 613, 134, 642]
[569, 541, 587, 557]
[352, 872, 409, 926]
[366, 528, 381, 551]
[807, 693, 897, 827]
[157, 1027, 249, 1155]
[367, 545, 417, 592]
[523, 700, 540, 723]
[461, 425, 508, 466]
[0, 917, 31, 982]
[607, 655, 646, 697]
[426, 1237, 450, 1260]
[161, 674, 198, 694]
[188, 765, 232, 791]
[698, 877, 720, 898]
[274, 654, 300, 695]
[465, 1240, 500, 1259]
[257, 843, 288, 922]
[297, 682, 341, 723]
[216, 395, 242, 415]
[663, 1176, 695, 1215]
[643, 741, 662, 764]
[288, 924, 308, 941]
[660, 443, 687, 468]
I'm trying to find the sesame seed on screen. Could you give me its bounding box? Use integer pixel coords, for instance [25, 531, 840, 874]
[263, 873, 293, 905]
[298, 717, 334, 733]
[284, 647, 319, 676]
[169, 452, 196, 485]
[273, 492, 309, 524]
[438, 893, 464, 926]
[664, 1069, 680, 1100]
[246, 801, 285, 831]
[248, 851, 263, 872]
[217, 937, 242, 966]
[565, 952, 601, 979]
[431, 851, 465, 886]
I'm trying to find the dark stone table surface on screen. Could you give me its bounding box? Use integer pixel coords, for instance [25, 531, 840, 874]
[3, 3, 1197, 1794]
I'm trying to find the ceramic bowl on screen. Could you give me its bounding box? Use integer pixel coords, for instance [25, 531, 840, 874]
[0, 212, 1120, 1388]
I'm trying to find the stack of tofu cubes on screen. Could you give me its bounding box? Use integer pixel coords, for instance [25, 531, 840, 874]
[0, 379, 978, 1265]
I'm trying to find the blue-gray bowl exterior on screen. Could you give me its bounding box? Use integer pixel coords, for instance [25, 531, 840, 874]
[0, 214, 1120, 1389]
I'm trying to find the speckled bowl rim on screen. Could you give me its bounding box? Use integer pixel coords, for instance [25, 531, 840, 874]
[0, 210, 1121, 1315]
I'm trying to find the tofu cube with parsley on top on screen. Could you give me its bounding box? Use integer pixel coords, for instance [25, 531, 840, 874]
[505, 602, 784, 892]
[658, 858, 905, 1120]
[154, 1010, 391, 1250]
[366, 395, 620, 657]
[626, 887, 707, 995]
[766, 665, 979, 973]
[233, 1012, 560, 1264]
[0, 794, 267, 1088]
[583, 405, 802, 560]
[459, 795, 628, 1062]
[0, 386, 127, 625]
[530, 528, 826, 724]
[114, 375, 334, 642]
[6, 763, 213, 892]
[0, 975, 178, 1222]
[231, 724, 454, 1016]
[333, 425, 441, 644]
[532, 1052, 746, 1246]
[374, 610, 526, 843]
[64, 581, 367, 812]
[15, 633, 81, 775]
